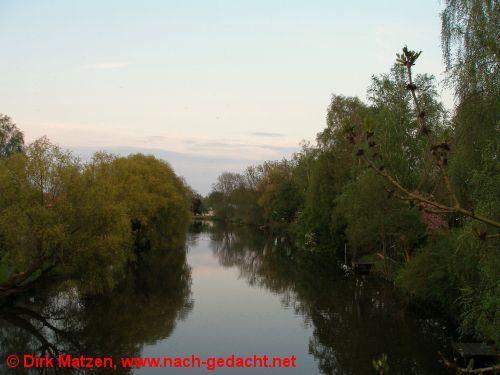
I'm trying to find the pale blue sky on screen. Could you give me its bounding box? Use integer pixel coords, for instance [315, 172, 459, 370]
[0, 0, 449, 194]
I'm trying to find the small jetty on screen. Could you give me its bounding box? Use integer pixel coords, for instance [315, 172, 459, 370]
[452, 342, 500, 365]
[351, 261, 375, 275]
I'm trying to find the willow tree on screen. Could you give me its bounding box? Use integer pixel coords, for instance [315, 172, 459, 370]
[441, 0, 499, 98]
[364, 0, 499, 344]
[0, 114, 24, 158]
[0, 138, 192, 295]
[0, 138, 132, 294]
[439, 0, 500, 346]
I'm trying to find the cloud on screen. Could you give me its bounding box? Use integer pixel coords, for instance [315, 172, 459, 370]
[250, 132, 285, 137]
[185, 140, 299, 154]
[144, 135, 168, 141]
[87, 62, 130, 70]
[23, 122, 300, 194]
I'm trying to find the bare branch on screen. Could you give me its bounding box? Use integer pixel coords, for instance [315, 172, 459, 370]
[438, 352, 500, 374]
[358, 47, 500, 231]
[365, 156, 500, 229]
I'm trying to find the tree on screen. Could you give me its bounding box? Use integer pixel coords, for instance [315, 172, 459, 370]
[0, 114, 24, 158]
[0, 140, 192, 295]
[104, 153, 191, 251]
[256, 161, 298, 223]
[358, 47, 499, 232]
[191, 192, 205, 216]
[208, 172, 244, 221]
[0, 138, 132, 294]
[441, 0, 500, 233]
[441, 0, 499, 99]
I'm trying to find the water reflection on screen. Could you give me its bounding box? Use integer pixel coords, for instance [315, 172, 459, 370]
[0, 223, 451, 374]
[204, 222, 451, 375]
[0, 241, 192, 373]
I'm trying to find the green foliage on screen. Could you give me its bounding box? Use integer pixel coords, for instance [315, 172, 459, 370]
[256, 161, 301, 223]
[291, 149, 340, 248]
[207, 31, 498, 344]
[416, 0, 500, 343]
[455, 227, 500, 343]
[0, 114, 24, 158]
[367, 64, 446, 188]
[206, 162, 300, 225]
[207, 172, 245, 221]
[397, 227, 500, 344]
[336, 171, 425, 266]
[441, 0, 499, 98]
[396, 234, 460, 312]
[170, 2, 500, 346]
[191, 192, 206, 216]
[267, 178, 302, 223]
[372, 353, 389, 374]
[0, 138, 191, 295]
[396, 46, 421, 66]
[106, 154, 191, 250]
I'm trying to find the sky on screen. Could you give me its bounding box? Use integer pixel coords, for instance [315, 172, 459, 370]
[0, 0, 450, 194]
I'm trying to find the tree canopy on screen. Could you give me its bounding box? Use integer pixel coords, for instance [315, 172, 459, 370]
[0, 137, 192, 295]
[0, 114, 24, 159]
[207, 37, 499, 345]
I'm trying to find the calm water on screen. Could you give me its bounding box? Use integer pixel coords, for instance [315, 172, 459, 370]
[0, 222, 452, 374]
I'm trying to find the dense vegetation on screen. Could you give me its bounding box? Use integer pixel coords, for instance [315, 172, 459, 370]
[207, 0, 499, 346]
[0, 122, 192, 295]
[202, 222, 448, 374]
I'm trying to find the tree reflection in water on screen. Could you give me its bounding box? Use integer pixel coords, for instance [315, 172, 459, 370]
[0, 237, 193, 374]
[0, 223, 452, 375]
[206, 223, 451, 375]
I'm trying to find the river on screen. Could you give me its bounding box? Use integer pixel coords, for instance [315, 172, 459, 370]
[0, 222, 452, 374]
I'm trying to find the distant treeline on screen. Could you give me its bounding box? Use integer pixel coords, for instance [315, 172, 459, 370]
[206, 1, 499, 345]
[0, 131, 192, 295]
